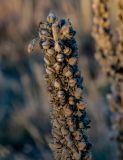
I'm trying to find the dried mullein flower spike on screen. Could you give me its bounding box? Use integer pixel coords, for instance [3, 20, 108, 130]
[29, 12, 92, 160]
[92, 0, 123, 159]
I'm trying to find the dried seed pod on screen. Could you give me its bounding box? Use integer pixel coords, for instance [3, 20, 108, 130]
[64, 107, 73, 117]
[68, 57, 77, 66]
[67, 117, 73, 126]
[46, 48, 55, 56]
[63, 47, 72, 56]
[39, 29, 50, 38]
[77, 101, 87, 110]
[59, 98, 66, 106]
[61, 147, 69, 159]
[61, 24, 70, 37]
[47, 12, 57, 23]
[54, 79, 61, 89]
[49, 143, 62, 150]
[46, 67, 55, 75]
[53, 62, 61, 72]
[54, 41, 62, 52]
[42, 40, 50, 49]
[67, 140, 74, 148]
[57, 90, 65, 98]
[27, 38, 39, 53]
[69, 96, 75, 105]
[61, 127, 69, 136]
[63, 67, 73, 77]
[74, 88, 82, 99]
[53, 119, 61, 129]
[73, 152, 81, 160]
[69, 125, 75, 132]
[44, 56, 50, 66]
[56, 54, 64, 62]
[78, 142, 86, 151]
[74, 131, 82, 141]
[69, 78, 77, 87]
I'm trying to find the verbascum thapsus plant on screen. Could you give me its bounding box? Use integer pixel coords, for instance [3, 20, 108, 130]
[92, 0, 123, 158]
[28, 13, 92, 160]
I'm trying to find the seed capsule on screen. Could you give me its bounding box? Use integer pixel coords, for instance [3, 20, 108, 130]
[49, 143, 62, 150]
[46, 48, 55, 56]
[53, 62, 61, 72]
[60, 98, 66, 106]
[73, 152, 81, 160]
[42, 40, 50, 49]
[68, 57, 77, 66]
[69, 96, 75, 105]
[39, 30, 50, 38]
[47, 12, 57, 23]
[46, 67, 55, 75]
[74, 131, 82, 140]
[61, 24, 70, 36]
[67, 117, 73, 126]
[67, 140, 74, 148]
[69, 79, 76, 87]
[27, 38, 39, 53]
[54, 79, 61, 89]
[74, 88, 82, 99]
[69, 125, 75, 132]
[63, 47, 72, 55]
[54, 41, 62, 52]
[61, 127, 69, 136]
[44, 56, 50, 66]
[63, 67, 73, 77]
[57, 90, 65, 98]
[56, 54, 64, 62]
[78, 142, 86, 151]
[53, 119, 61, 129]
[64, 107, 73, 117]
[77, 101, 87, 110]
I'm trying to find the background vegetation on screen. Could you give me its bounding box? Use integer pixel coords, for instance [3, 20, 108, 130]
[0, 0, 118, 159]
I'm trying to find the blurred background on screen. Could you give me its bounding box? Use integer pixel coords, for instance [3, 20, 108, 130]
[0, 0, 118, 160]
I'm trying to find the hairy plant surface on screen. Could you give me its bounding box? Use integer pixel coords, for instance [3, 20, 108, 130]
[29, 13, 92, 160]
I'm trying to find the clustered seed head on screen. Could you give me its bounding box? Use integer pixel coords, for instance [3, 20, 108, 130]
[92, 0, 115, 77]
[92, 0, 123, 158]
[37, 12, 92, 160]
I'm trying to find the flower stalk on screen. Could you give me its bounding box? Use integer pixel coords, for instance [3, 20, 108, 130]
[29, 13, 92, 160]
[92, 0, 123, 158]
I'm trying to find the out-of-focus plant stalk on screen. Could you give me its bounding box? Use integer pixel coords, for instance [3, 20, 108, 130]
[92, 0, 123, 159]
[28, 13, 92, 160]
